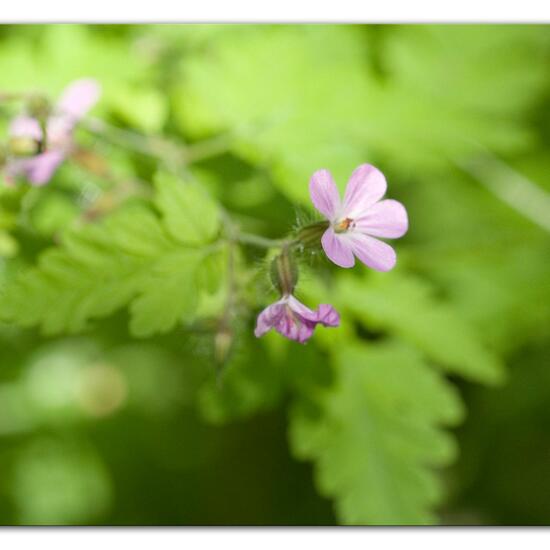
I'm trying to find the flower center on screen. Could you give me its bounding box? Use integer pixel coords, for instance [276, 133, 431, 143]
[283, 303, 303, 329]
[334, 217, 354, 234]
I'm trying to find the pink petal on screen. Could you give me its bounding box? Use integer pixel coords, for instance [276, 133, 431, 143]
[56, 79, 101, 121]
[6, 150, 65, 186]
[321, 228, 355, 268]
[46, 116, 74, 147]
[343, 164, 387, 218]
[9, 116, 43, 141]
[354, 199, 408, 239]
[255, 295, 339, 343]
[287, 295, 318, 322]
[316, 304, 340, 327]
[295, 324, 315, 344]
[348, 233, 397, 272]
[309, 169, 341, 220]
[276, 296, 316, 343]
[277, 315, 313, 344]
[254, 301, 285, 338]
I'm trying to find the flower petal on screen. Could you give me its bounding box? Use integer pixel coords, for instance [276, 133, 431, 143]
[291, 298, 340, 328]
[354, 199, 409, 239]
[343, 164, 387, 218]
[56, 79, 101, 121]
[46, 116, 74, 147]
[321, 228, 355, 268]
[287, 295, 318, 322]
[348, 233, 397, 272]
[254, 301, 285, 338]
[309, 169, 341, 220]
[277, 317, 314, 344]
[6, 151, 65, 186]
[256, 295, 339, 343]
[316, 304, 340, 327]
[9, 116, 43, 141]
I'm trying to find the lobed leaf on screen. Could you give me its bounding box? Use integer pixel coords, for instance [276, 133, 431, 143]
[0, 177, 224, 337]
[289, 341, 464, 525]
[154, 171, 220, 246]
[338, 272, 505, 385]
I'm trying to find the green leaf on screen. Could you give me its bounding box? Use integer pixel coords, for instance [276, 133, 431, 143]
[338, 272, 505, 385]
[360, 26, 550, 174]
[175, 26, 374, 205]
[0, 231, 19, 258]
[28, 191, 80, 237]
[110, 85, 168, 133]
[130, 249, 203, 337]
[0, 25, 145, 107]
[199, 245, 227, 295]
[289, 341, 464, 525]
[154, 171, 220, 245]
[176, 25, 550, 202]
[408, 170, 550, 354]
[0, 205, 160, 334]
[0, 199, 220, 337]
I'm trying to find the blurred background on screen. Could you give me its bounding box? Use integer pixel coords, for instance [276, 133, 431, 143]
[0, 24, 549, 525]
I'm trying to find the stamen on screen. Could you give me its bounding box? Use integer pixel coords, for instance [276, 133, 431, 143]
[334, 217, 354, 233]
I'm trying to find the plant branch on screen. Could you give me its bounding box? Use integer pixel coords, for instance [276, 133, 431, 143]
[83, 117, 232, 169]
[237, 232, 287, 249]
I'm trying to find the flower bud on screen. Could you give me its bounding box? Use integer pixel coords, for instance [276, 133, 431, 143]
[296, 220, 329, 248]
[270, 248, 299, 296]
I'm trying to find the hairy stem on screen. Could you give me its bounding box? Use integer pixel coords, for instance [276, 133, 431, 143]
[237, 232, 287, 249]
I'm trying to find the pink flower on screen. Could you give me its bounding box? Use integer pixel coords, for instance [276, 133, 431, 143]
[309, 164, 408, 271]
[5, 79, 101, 186]
[255, 294, 339, 344]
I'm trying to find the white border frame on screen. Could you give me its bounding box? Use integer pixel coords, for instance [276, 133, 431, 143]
[1, 0, 550, 23]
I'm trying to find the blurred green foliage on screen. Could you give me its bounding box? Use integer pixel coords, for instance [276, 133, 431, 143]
[0, 24, 549, 525]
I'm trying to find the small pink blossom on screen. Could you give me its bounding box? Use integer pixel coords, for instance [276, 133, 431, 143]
[310, 164, 408, 271]
[5, 79, 101, 186]
[255, 294, 339, 344]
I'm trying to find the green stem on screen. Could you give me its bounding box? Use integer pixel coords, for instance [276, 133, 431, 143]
[184, 134, 233, 163]
[232, 220, 327, 251]
[83, 117, 232, 168]
[237, 232, 287, 249]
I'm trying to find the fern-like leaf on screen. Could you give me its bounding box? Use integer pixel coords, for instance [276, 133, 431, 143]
[289, 341, 464, 525]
